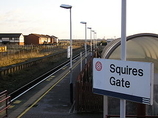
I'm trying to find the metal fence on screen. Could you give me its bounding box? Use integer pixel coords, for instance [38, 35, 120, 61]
[75, 57, 103, 112]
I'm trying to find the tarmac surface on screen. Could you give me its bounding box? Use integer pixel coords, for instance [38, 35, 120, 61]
[7, 58, 103, 118]
[20, 74, 102, 118]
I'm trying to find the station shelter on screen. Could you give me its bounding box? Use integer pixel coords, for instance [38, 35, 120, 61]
[101, 33, 158, 116]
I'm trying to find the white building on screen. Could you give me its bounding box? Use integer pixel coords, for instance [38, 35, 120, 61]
[0, 33, 24, 45]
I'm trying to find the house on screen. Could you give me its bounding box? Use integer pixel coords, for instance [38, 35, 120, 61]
[51, 35, 58, 43]
[24, 34, 58, 45]
[0, 33, 24, 45]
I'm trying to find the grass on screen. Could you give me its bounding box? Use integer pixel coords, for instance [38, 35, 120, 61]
[0, 46, 84, 93]
[0, 48, 64, 67]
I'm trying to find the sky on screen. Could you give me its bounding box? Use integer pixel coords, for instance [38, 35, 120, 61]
[0, 0, 158, 39]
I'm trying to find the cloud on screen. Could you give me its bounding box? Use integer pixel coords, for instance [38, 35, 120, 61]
[0, 8, 51, 34]
[0, 9, 30, 23]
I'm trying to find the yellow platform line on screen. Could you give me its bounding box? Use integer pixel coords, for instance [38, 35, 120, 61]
[17, 72, 69, 118]
[46, 75, 55, 81]
[17, 57, 80, 118]
[13, 100, 21, 104]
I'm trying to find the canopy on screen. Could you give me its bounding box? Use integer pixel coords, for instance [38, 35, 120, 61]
[101, 33, 158, 115]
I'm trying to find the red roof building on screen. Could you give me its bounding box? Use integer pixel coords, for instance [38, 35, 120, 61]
[24, 34, 58, 45]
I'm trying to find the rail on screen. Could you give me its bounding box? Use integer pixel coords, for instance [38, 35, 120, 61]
[9, 52, 83, 103]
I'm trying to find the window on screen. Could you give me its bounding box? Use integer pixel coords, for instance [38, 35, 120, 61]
[12, 37, 19, 40]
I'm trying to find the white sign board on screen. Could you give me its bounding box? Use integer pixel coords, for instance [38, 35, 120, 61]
[93, 58, 154, 105]
[67, 46, 70, 58]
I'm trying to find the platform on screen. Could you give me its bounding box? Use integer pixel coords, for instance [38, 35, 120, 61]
[7, 59, 102, 118]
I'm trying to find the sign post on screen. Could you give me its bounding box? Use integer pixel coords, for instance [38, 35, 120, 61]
[121, 0, 126, 117]
[67, 46, 70, 58]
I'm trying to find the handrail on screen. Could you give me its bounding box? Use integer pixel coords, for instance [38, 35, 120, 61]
[0, 90, 7, 95]
[0, 96, 10, 103]
[0, 90, 10, 118]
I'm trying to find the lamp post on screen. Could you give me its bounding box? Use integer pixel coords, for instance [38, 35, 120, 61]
[95, 32, 97, 48]
[87, 27, 92, 56]
[92, 30, 95, 51]
[94, 31, 98, 57]
[93, 31, 96, 48]
[60, 4, 73, 104]
[80, 21, 87, 64]
[94, 31, 97, 49]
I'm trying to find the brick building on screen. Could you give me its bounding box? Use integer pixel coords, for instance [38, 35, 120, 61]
[24, 34, 58, 45]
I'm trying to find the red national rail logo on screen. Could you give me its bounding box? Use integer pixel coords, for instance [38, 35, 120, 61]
[95, 61, 102, 71]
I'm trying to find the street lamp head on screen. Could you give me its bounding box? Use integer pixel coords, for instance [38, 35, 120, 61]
[87, 27, 92, 29]
[80, 21, 87, 24]
[60, 4, 72, 9]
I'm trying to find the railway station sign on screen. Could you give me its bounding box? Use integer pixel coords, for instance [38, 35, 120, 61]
[93, 58, 154, 105]
[67, 46, 70, 58]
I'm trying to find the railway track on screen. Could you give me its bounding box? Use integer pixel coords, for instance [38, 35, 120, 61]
[9, 53, 82, 103]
